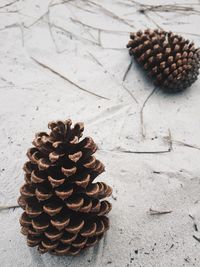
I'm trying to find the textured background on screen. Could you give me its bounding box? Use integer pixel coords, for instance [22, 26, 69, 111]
[0, 0, 200, 266]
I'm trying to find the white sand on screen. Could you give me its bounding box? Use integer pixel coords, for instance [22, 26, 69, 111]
[0, 0, 200, 266]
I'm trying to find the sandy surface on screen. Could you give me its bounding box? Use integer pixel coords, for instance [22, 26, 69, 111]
[0, 0, 200, 266]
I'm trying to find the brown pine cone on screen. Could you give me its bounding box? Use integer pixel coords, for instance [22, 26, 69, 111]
[18, 119, 112, 256]
[127, 29, 200, 92]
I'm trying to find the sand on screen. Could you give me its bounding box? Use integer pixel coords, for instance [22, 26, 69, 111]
[0, 0, 200, 266]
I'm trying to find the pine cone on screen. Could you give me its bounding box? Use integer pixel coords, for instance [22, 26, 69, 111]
[18, 119, 112, 256]
[127, 29, 200, 92]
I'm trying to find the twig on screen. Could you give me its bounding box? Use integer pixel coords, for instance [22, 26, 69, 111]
[140, 87, 158, 138]
[123, 59, 133, 82]
[149, 208, 172, 215]
[88, 0, 135, 29]
[88, 52, 138, 103]
[0, 204, 20, 211]
[0, 0, 19, 9]
[31, 57, 110, 100]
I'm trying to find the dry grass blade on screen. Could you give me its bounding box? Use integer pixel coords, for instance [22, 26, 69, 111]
[149, 208, 172, 215]
[88, 52, 138, 103]
[0, 0, 19, 9]
[193, 235, 200, 243]
[123, 59, 133, 82]
[31, 57, 110, 100]
[70, 17, 129, 34]
[69, 1, 96, 13]
[189, 215, 199, 232]
[168, 129, 173, 151]
[88, 0, 135, 29]
[163, 137, 200, 151]
[139, 4, 200, 14]
[50, 0, 74, 8]
[0, 22, 24, 46]
[0, 23, 18, 31]
[141, 11, 163, 30]
[46, 0, 100, 53]
[140, 87, 158, 138]
[189, 214, 195, 220]
[24, 12, 47, 29]
[116, 148, 170, 154]
[176, 31, 200, 38]
[99, 147, 171, 154]
[52, 23, 100, 46]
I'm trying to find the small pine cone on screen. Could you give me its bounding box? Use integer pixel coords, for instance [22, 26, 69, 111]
[127, 29, 200, 92]
[18, 119, 112, 256]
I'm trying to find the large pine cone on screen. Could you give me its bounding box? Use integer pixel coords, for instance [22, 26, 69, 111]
[18, 119, 112, 256]
[127, 29, 200, 92]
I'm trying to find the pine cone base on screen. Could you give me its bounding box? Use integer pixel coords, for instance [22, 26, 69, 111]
[127, 29, 200, 93]
[18, 119, 112, 256]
